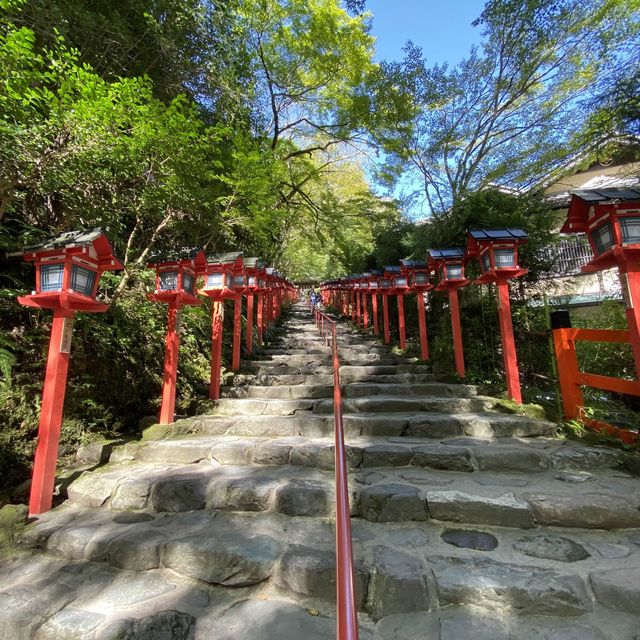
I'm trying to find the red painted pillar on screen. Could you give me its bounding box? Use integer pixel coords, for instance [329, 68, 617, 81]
[29, 309, 74, 515]
[397, 293, 406, 350]
[209, 300, 224, 400]
[496, 281, 522, 403]
[356, 291, 362, 327]
[372, 293, 379, 335]
[448, 288, 466, 378]
[351, 291, 356, 322]
[621, 268, 640, 379]
[382, 293, 390, 344]
[232, 294, 242, 371]
[159, 302, 181, 425]
[416, 292, 429, 360]
[246, 294, 254, 354]
[257, 294, 264, 344]
[363, 292, 369, 330]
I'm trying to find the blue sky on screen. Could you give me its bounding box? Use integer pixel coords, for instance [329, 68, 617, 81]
[362, 1, 487, 219]
[365, 0, 486, 65]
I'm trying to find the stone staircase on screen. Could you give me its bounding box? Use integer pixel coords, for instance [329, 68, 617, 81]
[2, 303, 640, 639]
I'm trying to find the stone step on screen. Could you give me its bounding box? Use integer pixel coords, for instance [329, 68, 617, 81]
[62, 459, 640, 531]
[238, 371, 440, 386]
[114, 434, 626, 476]
[243, 362, 433, 376]
[17, 499, 640, 627]
[222, 382, 477, 400]
[312, 395, 499, 415]
[203, 395, 495, 417]
[149, 411, 556, 440]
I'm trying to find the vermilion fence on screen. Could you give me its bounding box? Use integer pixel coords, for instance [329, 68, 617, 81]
[552, 326, 640, 444]
[313, 306, 359, 640]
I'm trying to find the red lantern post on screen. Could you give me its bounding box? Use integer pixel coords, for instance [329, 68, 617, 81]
[148, 249, 206, 425]
[428, 248, 470, 377]
[379, 273, 392, 344]
[16, 229, 123, 515]
[402, 259, 433, 360]
[368, 272, 381, 335]
[467, 229, 529, 403]
[199, 252, 243, 399]
[561, 189, 640, 378]
[385, 266, 409, 349]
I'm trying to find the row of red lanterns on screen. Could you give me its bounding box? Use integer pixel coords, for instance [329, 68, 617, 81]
[321, 228, 529, 404]
[15, 231, 296, 515]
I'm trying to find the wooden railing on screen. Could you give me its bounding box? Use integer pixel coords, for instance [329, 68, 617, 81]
[553, 326, 640, 443]
[313, 306, 359, 640]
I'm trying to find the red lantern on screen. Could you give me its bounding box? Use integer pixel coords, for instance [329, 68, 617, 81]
[401, 259, 433, 360]
[16, 229, 123, 515]
[428, 248, 470, 377]
[561, 188, 640, 377]
[148, 249, 206, 426]
[466, 229, 529, 402]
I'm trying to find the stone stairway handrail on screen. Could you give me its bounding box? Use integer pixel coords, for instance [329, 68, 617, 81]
[313, 305, 359, 640]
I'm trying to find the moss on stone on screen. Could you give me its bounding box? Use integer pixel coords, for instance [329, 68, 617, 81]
[0, 504, 28, 550]
[492, 398, 547, 420]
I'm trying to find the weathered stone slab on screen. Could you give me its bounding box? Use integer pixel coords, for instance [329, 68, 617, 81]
[440, 614, 510, 640]
[107, 528, 167, 570]
[441, 529, 498, 551]
[149, 474, 207, 512]
[514, 534, 590, 562]
[35, 608, 105, 639]
[253, 441, 294, 465]
[587, 542, 631, 559]
[110, 476, 154, 510]
[411, 445, 473, 472]
[0, 581, 76, 640]
[357, 483, 428, 522]
[206, 476, 278, 512]
[590, 567, 640, 613]
[290, 441, 363, 469]
[474, 446, 548, 472]
[163, 531, 282, 586]
[362, 444, 413, 467]
[430, 556, 589, 615]
[96, 610, 196, 640]
[367, 547, 428, 619]
[427, 490, 535, 529]
[273, 479, 330, 517]
[527, 493, 640, 529]
[137, 440, 211, 464]
[67, 472, 121, 508]
[275, 545, 368, 609]
[209, 440, 254, 465]
[550, 447, 623, 470]
[205, 600, 340, 640]
[544, 626, 606, 640]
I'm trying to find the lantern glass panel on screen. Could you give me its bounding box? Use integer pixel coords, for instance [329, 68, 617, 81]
[494, 249, 515, 268]
[369, 280, 378, 288]
[414, 272, 429, 284]
[40, 263, 64, 291]
[395, 277, 408, 287]
[259, 279, 266, 288]
[446, 264, 463, 280]
[621, 216, 640, 244]
[182, 273, 195, 294]
[480, 252, 491, 272]
[593, 221, 614, 254]
[159, 270, 178, 291]
[248, 276, 256, 286]
[207, 273, 225, 288]
[381, 279, 391, 288]
[71, 265, 96, 296]
[233, 275, 245, 288]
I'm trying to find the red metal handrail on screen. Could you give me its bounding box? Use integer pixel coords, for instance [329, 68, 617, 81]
[313, 306, 359, 640]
